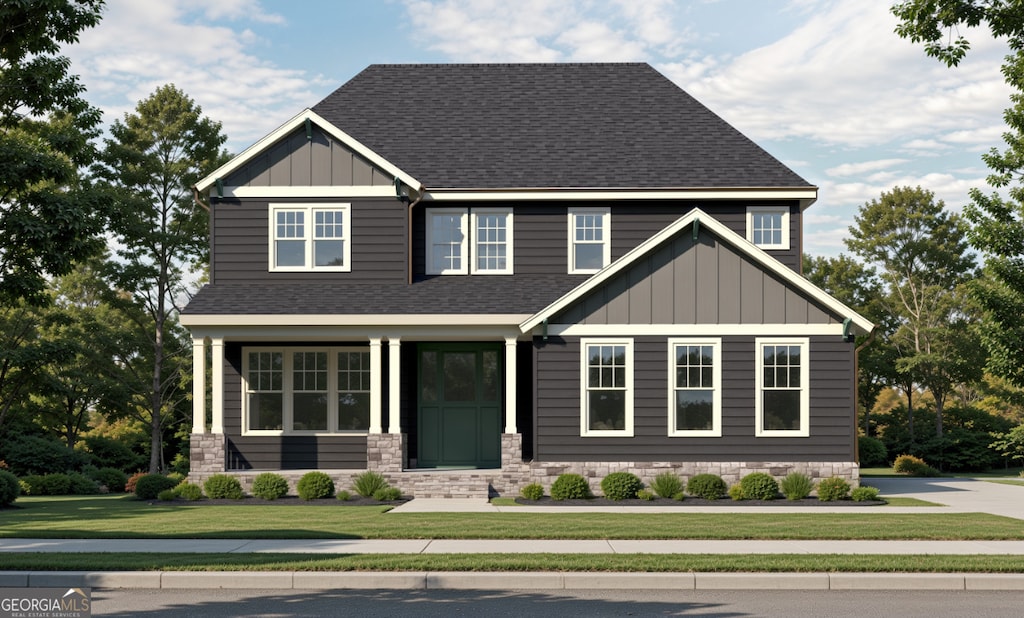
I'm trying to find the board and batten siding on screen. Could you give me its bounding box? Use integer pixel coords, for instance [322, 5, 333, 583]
[210, 197, 407, 283]
[554, 228, 835, 327]
[221, 343, 368, 471]
[222, 126, 394, 188]
[532, 335, 855, 462]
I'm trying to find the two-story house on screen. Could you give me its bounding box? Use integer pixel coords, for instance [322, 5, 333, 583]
[182, 63, 873, 498]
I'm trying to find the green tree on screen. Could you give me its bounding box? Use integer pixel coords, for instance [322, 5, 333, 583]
[893, 1, 1024, 388]
[94, 85, 228, 473]
[846, 186, 979, 438]
[0, 0, 111, 304]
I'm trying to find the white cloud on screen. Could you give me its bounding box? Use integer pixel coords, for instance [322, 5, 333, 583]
[826, 159, 910, 178]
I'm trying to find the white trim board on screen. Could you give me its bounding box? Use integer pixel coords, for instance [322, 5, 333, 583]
[180, 314, 530, 327]
[544, 323, 849, 337]
[424, 187, 817, 205]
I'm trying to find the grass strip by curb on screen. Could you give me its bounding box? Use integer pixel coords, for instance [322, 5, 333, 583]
[1, 553, 1024, 573]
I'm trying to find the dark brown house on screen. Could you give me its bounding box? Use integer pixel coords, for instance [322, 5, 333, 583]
[182, 63, 873, 498]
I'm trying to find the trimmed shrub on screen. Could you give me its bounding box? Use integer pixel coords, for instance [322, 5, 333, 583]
[174, 482, 204, 501]
[817, 476, 851, 501]
[135, 474, 177, 500]
[296, 471, 335, 500]
[67, 472, 99, 495]
[90, 467, 128, 493]
[0, 469, 20, 507]
[728, 483, 745, 501]
[686, 473, 727, 500]
[739, 472, 779, 501]
[352, 471, 389, 498]
[157, 489, 177, 501]
[650, 472, 683, 499]
[203, 474, 244, 500]
[600, 471, 643, 501]
[858, 436, 888, 467]
[636, 489, 655, 501]
[671, 491, 685, 501]
[780, 472, 814, 501]
[893, 454, 940, 477]
[1, 436, 85, 476]
[851, 486, 880, 502]
[337, 490, 351, 501]
[550, 473, 592, 501]
[37, 473, 72, 496]
[166, 471, 186, 484]
[373, 487, 402, 501]
[125, 471, 146, 494]
[520, 482, 544, 501]
[251, 473, 289, 500]
[18, 475, 44, 496]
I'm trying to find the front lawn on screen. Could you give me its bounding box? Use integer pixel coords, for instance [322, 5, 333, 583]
[2, 495, 1022, 540]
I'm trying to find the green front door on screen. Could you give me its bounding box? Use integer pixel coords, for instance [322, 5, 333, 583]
[417, 344, 501, 468]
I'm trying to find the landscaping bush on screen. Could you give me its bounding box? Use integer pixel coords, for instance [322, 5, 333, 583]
[90, 467, 128, 493]
[1, 436, 85, 476]
[0, 470, 20, 507]
[372, 487, 402, 501]
[636, 489, 655, 501]
[851, 486, 880, 502]
[78, 435, 144, 472]
[166, 471, 186, 484]
[352, 471, 388, 498]
[203, 474, 244, 500]
[18, 475, 44, 496]
[686, 473, 727, 500]
[858, 436, 888, 467]
[134, 474, 177, 500]
[296, 471, 335, 500]
[336, 490, 351, 501]
[520, 482, 544, 501]
[125, 471, 146, 494]
[251, 472, 289, 500]
[37, 473, 72, 495]
[816, 476, 851, 501]
[550, 473, 592, 500]
[173, 482, 203, 501]
[893, 454, 940, 477]
[650, 472, 683, 499]
[780, 472, 814, 501]
[66, 472, 99, 495]
[738, 472, 779, 501]
[600, 471, 642, 501]
[728, 483, 744, 501]
[157, 489, 177, 501]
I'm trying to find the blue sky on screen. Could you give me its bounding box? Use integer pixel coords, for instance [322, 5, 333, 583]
[64, 0, 1013, 257]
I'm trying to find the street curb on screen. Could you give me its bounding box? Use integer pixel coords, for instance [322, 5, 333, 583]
[3, 571, 1024, 591]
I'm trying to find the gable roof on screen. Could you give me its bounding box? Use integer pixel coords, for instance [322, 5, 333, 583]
[520, 208, 875, 336]
[309, 63, 812, 191]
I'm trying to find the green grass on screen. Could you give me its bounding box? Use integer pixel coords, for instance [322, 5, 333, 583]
[879, 497, 944, 506]
[2, 495, 1022, 541]
[860, 466, 1024, 478]
[1, 553, 1023, 573]
[985, 480, 1024, 488]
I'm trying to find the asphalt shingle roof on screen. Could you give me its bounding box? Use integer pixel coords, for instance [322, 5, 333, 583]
[311, 63, 811, 190]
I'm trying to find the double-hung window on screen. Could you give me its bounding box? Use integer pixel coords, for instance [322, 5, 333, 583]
[243, 347, 372, 434]
[668, 338, 722, 437]
[580, 338, 633, 437]
[270, 204, 351, 271]
[426, 207, 513, 275]
[755, 338, 809, 437]
[568, 207, 610, 273]
[746, 206, 789, 250]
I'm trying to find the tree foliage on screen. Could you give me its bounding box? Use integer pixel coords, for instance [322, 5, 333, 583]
[0, 0, 111, 304]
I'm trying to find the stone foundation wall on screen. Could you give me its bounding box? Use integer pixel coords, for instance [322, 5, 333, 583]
[367, 433, 406, 473]
[189, 433, 225, 479]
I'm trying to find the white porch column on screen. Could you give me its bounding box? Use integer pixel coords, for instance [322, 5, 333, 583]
[369, 337, 383, 433]
[191, 337, 206, 434]
[504, 336, 518, 434]
[388, 338, 402, 434]
[210, 338, 224, 434]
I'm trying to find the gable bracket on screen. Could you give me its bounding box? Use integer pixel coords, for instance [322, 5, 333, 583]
[304, 118, 312, 140]
[692, 217, 700, 242]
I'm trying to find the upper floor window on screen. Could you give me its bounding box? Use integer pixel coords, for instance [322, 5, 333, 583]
[746, 206, 790, 250]
[568, 207, 611, 273]
[668, 338, 722, 437]
[755, 338, 809, 437]
[580, 338, 634, 437]
[270, 204, 351, 272]
[426, 207, 513, 275]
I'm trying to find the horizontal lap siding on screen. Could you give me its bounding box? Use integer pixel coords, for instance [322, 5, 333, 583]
[211, 198, 406, 283]
[222, 343, 367, 470]
[534, 335, 854, 462]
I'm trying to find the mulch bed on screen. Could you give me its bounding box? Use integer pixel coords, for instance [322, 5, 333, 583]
[147, 496, 411, 507]
[514, 496, 886, 507]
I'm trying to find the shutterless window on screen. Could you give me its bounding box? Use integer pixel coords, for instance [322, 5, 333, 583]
[292, 351, 328, 432]
[472, 209, 513, 274]
[270, 204, 350, 271]
[581, 339, 633, 436]
[337, 350, 371, 431]
[426, 209, 468, 274]
[755, 338, 809, 437]
[669, 339, 721, 437]
[746, 207, 790, 250]
[246, 351, 283, 431]
[427, 208, 513, 275]
[569, 208, 610, 273]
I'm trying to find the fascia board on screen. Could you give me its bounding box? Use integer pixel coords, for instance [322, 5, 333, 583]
[518, 207, 874, 335]
[193, 109, 421, 193]
[423, 187, 818, 202]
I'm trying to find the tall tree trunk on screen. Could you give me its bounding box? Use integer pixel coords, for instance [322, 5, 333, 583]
[149, 310, 165, 473]
[906, 387, 914, 442]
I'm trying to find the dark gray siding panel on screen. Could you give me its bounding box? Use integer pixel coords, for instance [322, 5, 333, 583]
[533, 335, 855, 462]
[211, 198, 407, 283]
[222, 343, 367, 471]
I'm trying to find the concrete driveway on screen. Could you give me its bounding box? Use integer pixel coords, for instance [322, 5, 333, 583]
[867, 477, 1024, 520]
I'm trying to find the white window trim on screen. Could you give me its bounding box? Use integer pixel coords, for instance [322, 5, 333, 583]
[242, 346, 373, 436]
[268, 203, 351, 272]
[470, 207, 514, 275]
[746, 206, 790, 250]
[754, 337, 810, 438]
[667, 337, 722, 437]
[580, 337, 634, 437]
[425, 208, 469, 275]
[568, 207, 611, 274]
